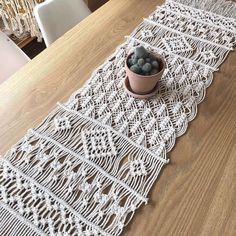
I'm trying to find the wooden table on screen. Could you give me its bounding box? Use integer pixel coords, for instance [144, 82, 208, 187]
[0, 0, 236, 235]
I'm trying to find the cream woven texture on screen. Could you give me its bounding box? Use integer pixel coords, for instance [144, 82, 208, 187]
[0, 0, 235, 235]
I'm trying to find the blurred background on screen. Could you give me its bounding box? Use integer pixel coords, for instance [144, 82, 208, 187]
[0, 0, 109, 59]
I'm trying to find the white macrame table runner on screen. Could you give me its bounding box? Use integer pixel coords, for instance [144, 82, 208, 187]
[0, 0, 236, 235]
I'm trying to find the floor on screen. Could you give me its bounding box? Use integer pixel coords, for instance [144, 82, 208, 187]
[22, 38, 46, 59]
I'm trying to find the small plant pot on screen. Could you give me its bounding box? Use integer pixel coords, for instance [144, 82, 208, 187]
[125, 52, 166, 95]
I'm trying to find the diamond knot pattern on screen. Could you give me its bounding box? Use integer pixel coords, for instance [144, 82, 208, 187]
[162, 36, 192, 53]
[81, 128, 117, 160]
[54, 116, 71, 131]
[129, 160, 147, 177]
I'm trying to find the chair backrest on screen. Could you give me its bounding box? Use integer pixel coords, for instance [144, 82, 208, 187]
[34, 0, 91, 47]
[0, 32, 30, 83]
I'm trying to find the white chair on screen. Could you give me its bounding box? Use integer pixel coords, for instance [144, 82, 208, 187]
[34, 0, 91, 47]
[0, 31, 30, 83]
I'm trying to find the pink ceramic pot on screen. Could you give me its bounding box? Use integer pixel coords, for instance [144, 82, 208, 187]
[125, 52, 166, 95]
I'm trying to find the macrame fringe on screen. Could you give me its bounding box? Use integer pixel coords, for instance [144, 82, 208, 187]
[0, 0, 43, 40]
[170, 0, 236, 19]
[0, 204, 41, 236]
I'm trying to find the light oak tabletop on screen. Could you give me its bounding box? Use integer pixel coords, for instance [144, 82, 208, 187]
[0, 0, 236, 235]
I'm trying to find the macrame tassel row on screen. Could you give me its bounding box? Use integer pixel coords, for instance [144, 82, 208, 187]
[0, 203, 41, 236]
[0, 159, 110, 236]
[155, 5, 235, 35]
[170, 0, 236, 19]
[24, 105, 167, 194]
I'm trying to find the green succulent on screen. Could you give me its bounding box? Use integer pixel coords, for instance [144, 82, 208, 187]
[128, 46, 161, 76]
[145, 58, 151, 63]
[152, 60, 159, 70]
[130, 65, 141, 74]
[134, 46, 148, 59]
[142, 63, 152, 73]
[137, 58, 145, 66]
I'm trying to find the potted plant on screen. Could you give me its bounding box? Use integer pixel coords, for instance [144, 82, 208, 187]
[125, 46, 166, 95]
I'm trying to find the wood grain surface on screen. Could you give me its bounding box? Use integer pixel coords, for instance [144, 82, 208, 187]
[0, 0, 236, 235]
